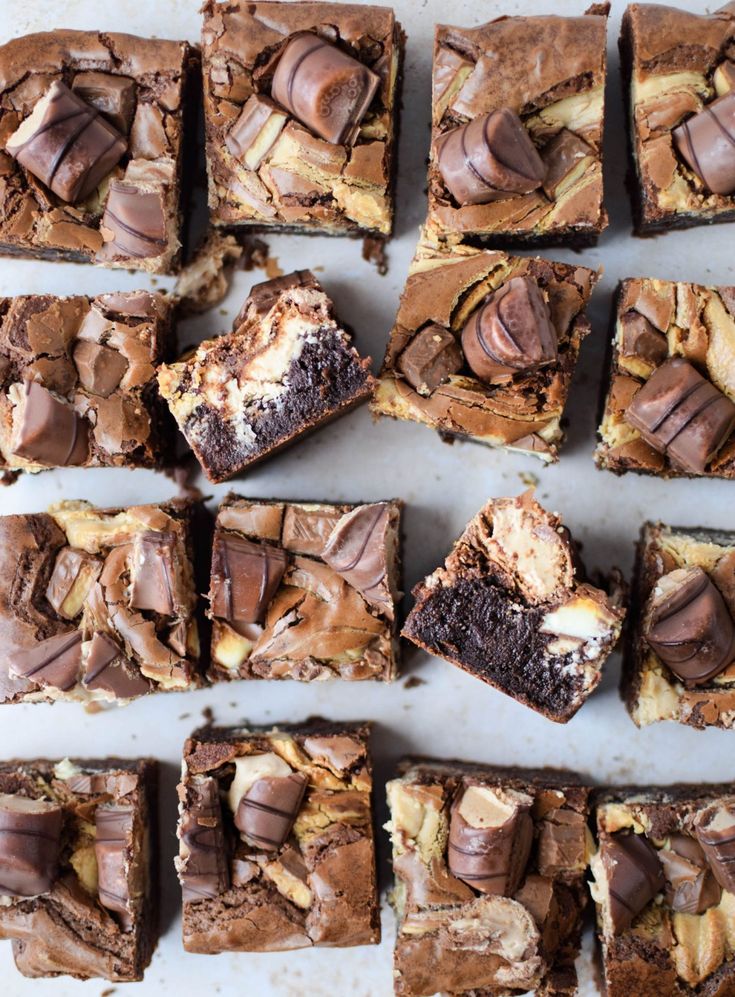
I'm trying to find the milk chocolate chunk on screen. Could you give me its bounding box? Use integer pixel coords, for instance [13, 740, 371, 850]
[695, 803, 735, 892]
[538, 809, 587, 877]
[436, 109, 546, 207]
[11, 381, 89, 467]
[46, 547, 101, 619]
[71, 72, 137, 134]
[8, 631, 82, 691]
[238, 269, 319, 324]
[673, 92, 735, 196]
[178, 778, 230, 903]
[95, 804, 135, 929]
[271, 32, 380, 146]
[129, 531, 176, 616]
[447, 785, 533, 896]
[659, 833, 721, 914]
[210, 534, 288, 625]
[234, 772, 308, 850]
[625, 358, 735, 473]
[601, 832, 664, 934]
[461, 276, 557, 384]
[397, 324, 463, 395]
[644, 566, 735, 686]
[225, 94, 287, 169]
[0, 794, 63, 896]
[99, 181, 167, 260]
[83, 632, 150, 699]
[541, 129, 593, 200]
[620, 312, 668, 365]
[322, 503, 391, 612]
[73, 340, 128, 397]
[281, 505, 341, 556]
[5, 81, 127, 203]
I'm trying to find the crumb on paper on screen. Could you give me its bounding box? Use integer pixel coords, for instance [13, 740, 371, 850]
[264, 255, 284, 280]
[201, 705, 214, 724]
[362, 235, 388, 276]
[519, 471, 540, 488]
[163, 453, 205, 502]
[403, 675, 426, 690]
[0, 470, 20, 487]
[174, 231, 244, 315]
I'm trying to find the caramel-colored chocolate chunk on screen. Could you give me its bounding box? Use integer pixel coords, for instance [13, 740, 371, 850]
[235, 772, 308, 851]
[129, 531, 177, 616]
[95, 804, 135, 930]
[601, 832, 664, 934]
[7, 631, 82, 692]
[620, 312, 668, 365]
[72, 72, 137, 134]
[210, 533, 288, 626]
[322, 503, 392, 615]
[98, 181, 167, 260]
[73, 340, 128, 397]
[46, 547, 101, 619]
[397, 324, 463, 395]
[11, 381, 89, 467]
[0, 794, 63, 897]
[673, 92, 735, 195]
[541, 129, 593, 199]
[82, 632, 151, 699]
[226, 93, 287, 169]
[659, 833, 721, 914]
[177, 777, 230, 903]
[695, 803, 735, 892]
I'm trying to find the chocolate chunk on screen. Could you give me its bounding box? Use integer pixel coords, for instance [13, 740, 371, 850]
[541, 129, 593, 200]
[11, 381, 89, 467]
[281, 505, 341, 556]
[447, 785, 533, 896]
[82, 632, 150, 699]
[178, 778, 230, 903]
[397, 324, 463, 395]
[601, 832, 664, 934]
[303, 735, 365, 773]
[659, 833, 721, 914]
[72, 72, 137, 134]
[73, 340, 128, 397]
[237, 270, 319, 326]
[436, 109, 546, 207]
[99, 181, 167, 260]
[620, 312, 669, 365]
[129, 531, 176, 616]
[210, 534, 288, 625]
[461, 276, 557, 384]
[8, 631, 82, 692]
[234, 772, 308, 850]
[538, 808, 588, 877]
[46, 547, 101, 619]
[271, 32, 380, 146]
[645, 566, 735, 686]
[5, 81, 127, 203]
[673, 92, 735, 195]
[322, 504, 392, 613]
[95, 804, 135, 929]
[695, 803, 735, 892]
[0, 794, 63, 896]
[625, 358, 735, 473]
[225, 94, 287, 169]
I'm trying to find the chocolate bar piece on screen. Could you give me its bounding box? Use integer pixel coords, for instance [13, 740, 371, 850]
[207, 495, 402, 683]
[0, 30, 197, 273]
[0, 291, 175, 475]
[371, 237, 599, 464]
[176, 721, 379, 953]
[387, 759, 591, 996]
[426, 6, 608, 248]
[0, 757, 158, 982]
[0, 499, 203, 705]
[402, 492, 625, 723]
[591, 784, 735, 996]
[157, 271, 375, 483]
[200, 1, 404, 237]
[623, 521, 735, 730]
[595, 277, 735, 479]
[621, 3, 735, 234]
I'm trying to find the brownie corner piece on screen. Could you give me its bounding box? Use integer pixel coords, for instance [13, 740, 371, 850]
[623, 519, 735, 730]
[387, 758, 591, 997]
[0, 756, 158, 982]
[402, 491, 624, 722]
[176, 720, 379, 953]
[590, 784, 735, 997]
[158, 271, 375, 482]
[200, 0, 403, 237]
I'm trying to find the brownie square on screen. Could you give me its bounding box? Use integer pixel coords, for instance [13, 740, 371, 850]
[425, 6, 608, 248]
[0, 290, 175, 475]
[207, 494, 402, 683]
[591, 785, 735, 997]
[371, 239, 599, 463]
[595, 277, 735, 479]
[176, 721, 380, 953]
[0, 498, 203, 705]
[621, 4, 735, 235]
[200, 1, 403, 238]
[387, 758, 591, 997]
[402, 492, 625, 723]
[0, 30, 197, 273]
[158, 271, 375, 483]
[0, 756, 158, 982]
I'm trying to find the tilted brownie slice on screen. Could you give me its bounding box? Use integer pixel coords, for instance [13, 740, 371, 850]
[595, 277, 735, 479]
[621, 4, 735, 235]
[0, 756, 158, 982]
[158, 271, 375, 483]
[371, 237, 599, 464]
[591, 785, 735, 997]
[0, 499, 203, 705]
[386, 759, 591, 997]
[176, 721, 380, 953]
[207, 494, 402, 683]
[0, 290, 176, 475]
[402, 492, 625, 723]
[0, 30, 198, 273]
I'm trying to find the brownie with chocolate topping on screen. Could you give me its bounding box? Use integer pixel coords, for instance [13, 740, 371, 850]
[207, 494, 402, 683]
[371, 238, 599, 463]
[176, 721, 379, 953]
[0, 498, 203, 705]
[0, 29, 197, 273]
[158, 271, 375, 483]
[621, 4, 735, 235]
[595, 277, 735, 479]
[402, 492, 625, 723]
[425, 5, 609, 248]
[0, 290, 175, 475]
[0, 756, 158, 982]
[387, 758, 591, 997]
[591, 784, 735, 997]
[200, 1, 404, 238]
